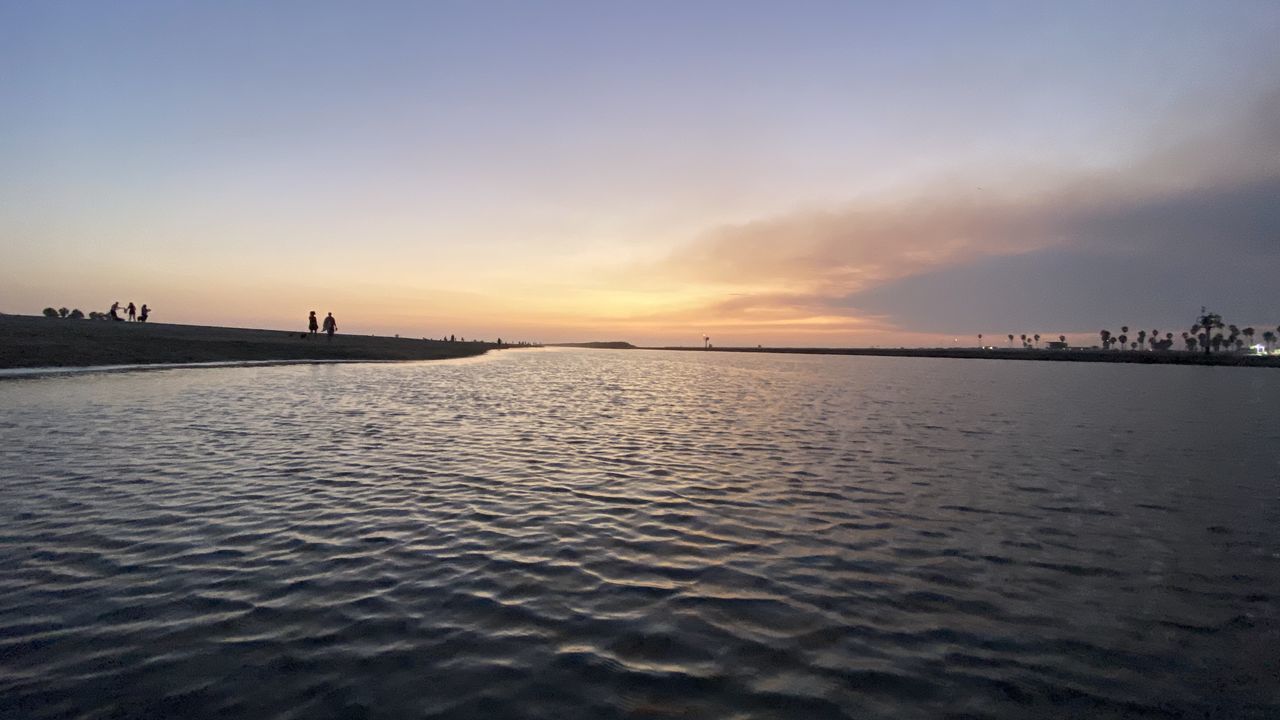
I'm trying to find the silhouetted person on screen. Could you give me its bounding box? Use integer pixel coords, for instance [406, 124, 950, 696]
[322, 312, 337, 341]
[108, 301, 123, 321]
[308, 310, 318, 335]
[127, 302, 136, 321]
[139, 304, 150, 322]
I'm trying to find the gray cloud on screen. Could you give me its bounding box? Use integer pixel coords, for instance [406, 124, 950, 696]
[840, 171, 1280, 332]
[640, 85, 1280, 335]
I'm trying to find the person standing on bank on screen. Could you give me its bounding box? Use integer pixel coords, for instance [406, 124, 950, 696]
[139, 304, 150, 322]
[308, 310, 319, 336]
[127, 302, 136, 321]
[322, 312, 337, 341]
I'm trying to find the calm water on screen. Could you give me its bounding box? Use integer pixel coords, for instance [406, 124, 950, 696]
[1, 349, 1277, 719]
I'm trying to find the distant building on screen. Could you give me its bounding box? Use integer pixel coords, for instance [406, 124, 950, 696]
[1045, 341, 1069, 350]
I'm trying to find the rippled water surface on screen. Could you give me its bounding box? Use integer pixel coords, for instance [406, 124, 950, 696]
[2, 349, 1278, 719]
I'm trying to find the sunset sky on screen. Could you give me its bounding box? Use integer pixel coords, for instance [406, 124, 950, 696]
[3, 1, 1279, 346]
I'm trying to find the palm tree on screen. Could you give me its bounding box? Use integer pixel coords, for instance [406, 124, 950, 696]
[1195, 309, 1223, 355]
[1007, 333, 1014, 347]
[1187, 337, 1198, 352]
[1118, 333, 1128, 350]
[1263, 330, 1276, 353]
[1020, 334, 1027, 348]
[1033, 333, 1041, 348]
[1059, 334, 1066, 344]
[1136, 329, 1146, 350]
[977, 333, 983, 347]
[1243, 327, 1255, 348]
[1100, 330, 1112, 349]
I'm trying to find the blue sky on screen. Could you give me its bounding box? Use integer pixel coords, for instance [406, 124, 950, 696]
[3, 1, 1278, 344]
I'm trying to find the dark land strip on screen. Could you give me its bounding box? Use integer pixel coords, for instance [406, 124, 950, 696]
[0, 314, 492, 370]
[645, 345, 1280, 367]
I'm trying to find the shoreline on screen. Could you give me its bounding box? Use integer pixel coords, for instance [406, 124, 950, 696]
[646, 345, 1280, 367]
[0, 358, 425, 380]
[0, 314, 493, 370]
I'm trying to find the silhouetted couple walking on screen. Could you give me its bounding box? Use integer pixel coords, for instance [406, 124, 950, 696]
[309, 311, 337, 341]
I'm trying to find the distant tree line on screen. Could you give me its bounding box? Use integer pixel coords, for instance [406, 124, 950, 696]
[437, 335, 539, 347]
[982, 310, 1278, 355]
[42, 306, 125, 321]
[43, 306, 86, 319]
[981, 332, 1065, 349]
[1099, 310, 1277, 354]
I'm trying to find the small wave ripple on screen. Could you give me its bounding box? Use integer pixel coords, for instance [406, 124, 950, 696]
[1, 350, 1278, 719]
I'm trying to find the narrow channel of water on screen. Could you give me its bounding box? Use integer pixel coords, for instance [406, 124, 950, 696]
[1, 349, 1276, 718]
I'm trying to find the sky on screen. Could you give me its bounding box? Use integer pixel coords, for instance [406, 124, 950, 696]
[3, 0, 1279, 346]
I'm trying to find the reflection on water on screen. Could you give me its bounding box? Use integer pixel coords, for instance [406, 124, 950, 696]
[1, 349, 1277, 719]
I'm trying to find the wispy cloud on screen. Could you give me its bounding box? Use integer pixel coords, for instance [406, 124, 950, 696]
[604, 85, 1280, 341]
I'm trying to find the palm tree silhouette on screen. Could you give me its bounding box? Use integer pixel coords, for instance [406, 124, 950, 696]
[1263, 330, 1276, 353]
[1136, 329, 1146, 350]
[1195, 309, 1223, 355]
[977, 333, 983, 347]
[1100, 330, 1112, 349]
[1243, 327, 1255, 349]
[1007, 334, 1014, 347]
[1033, 333, 1040, 348]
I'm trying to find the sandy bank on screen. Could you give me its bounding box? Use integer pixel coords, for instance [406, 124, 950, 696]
[0, 314, 492, 369]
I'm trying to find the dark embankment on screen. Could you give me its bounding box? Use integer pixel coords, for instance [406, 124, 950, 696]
[552, 341, 637, 349]
[0, 314, 492, 369]
[651, 345, 1280, 367]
